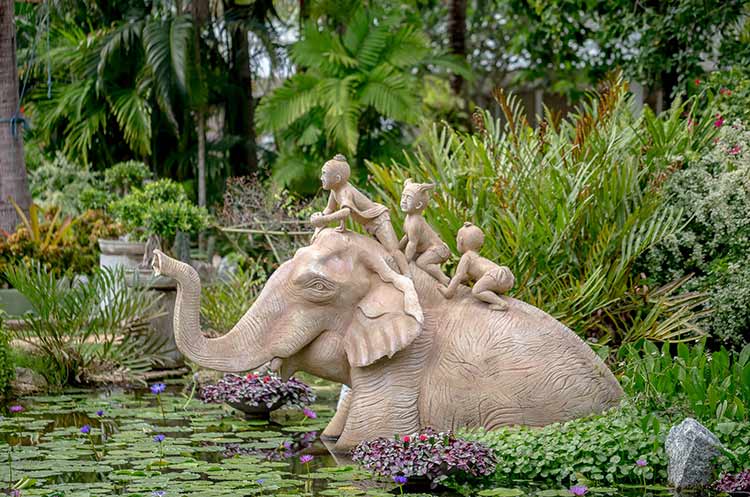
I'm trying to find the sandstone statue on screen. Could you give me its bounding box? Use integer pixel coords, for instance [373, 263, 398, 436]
[399, 179, 451, 285]
[440, 222, 515, 311]
[310, 154, 410, 275]
[152, 228, 623, 452]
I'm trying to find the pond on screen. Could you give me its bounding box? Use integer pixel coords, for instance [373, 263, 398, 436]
[0, 379, 684, 497]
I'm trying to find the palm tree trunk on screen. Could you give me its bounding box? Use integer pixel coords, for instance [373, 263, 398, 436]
[192, 0, 209, 209]
[448, 0, 467, 95]
[229, 25, 258, 176]
[0, 0, 31, 232]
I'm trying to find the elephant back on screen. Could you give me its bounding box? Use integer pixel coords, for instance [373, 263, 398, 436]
[417, 278, 623, 431]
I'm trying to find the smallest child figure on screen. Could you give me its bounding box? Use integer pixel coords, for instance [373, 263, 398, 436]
[439, 222, 514, 311]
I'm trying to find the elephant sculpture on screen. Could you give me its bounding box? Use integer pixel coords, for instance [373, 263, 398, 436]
[152, 228, 623, 452]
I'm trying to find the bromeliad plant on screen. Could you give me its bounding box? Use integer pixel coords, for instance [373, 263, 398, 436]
[351, 428, 496, 487]
[200, 373, 315, 410]
[368, 73, 715, 346]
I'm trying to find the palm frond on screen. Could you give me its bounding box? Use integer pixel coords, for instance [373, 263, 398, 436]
[360, 65, 416, 123]
[256, 73, 320, 132]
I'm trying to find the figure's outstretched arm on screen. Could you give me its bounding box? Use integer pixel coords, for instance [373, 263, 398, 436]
[399, 235, 407, 250]
[311, 207, 351, 227]
[440, 254, 469, 299]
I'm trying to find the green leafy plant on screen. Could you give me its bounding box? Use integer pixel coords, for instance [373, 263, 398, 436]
[368, 75, 714, 345]
[639, 119, 750, 349]
[108, 179, 210, 250]
[0, 322, 14, 396]
[618, 340, 750, 423]
[256, 4, 468, 192]
[461, 402, 750, 486]
[29, 152, 101, 216]
[201, 264, 265, 335]
[3, 262, 167, 386]
[104, 160, 151, 196]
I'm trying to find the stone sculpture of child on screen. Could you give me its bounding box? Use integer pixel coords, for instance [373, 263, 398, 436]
[399, 179, 450, 285]
[310, 154, 410, 275]
[439, 222, 515, 311]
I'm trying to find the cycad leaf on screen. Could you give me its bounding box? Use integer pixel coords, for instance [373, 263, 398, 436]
[324, 103, 361, 155]
[383, 26, 429, 68]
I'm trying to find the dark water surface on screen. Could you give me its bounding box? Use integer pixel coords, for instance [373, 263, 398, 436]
[0, 381, 698, 497]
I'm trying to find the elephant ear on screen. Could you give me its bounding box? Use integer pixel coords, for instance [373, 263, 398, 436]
[344, 253, 424, 368]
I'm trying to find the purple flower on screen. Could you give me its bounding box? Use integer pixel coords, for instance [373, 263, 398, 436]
[80, 425, 91, 434]
[96, 410, 105, 417]
[153, 434, 166, 443]
[9, 405, 24, 414]
[256, 479, 265, 485]
[300, 454, 314, 464]
[393, 475, 408, 485]
[636, 458, 647, 467]
[570, 485, 588, 496]
[151, 492, 165, 497]
[150, 383, 166, 394]
[9, 490, 21, 497]
[303, 408, 317, 419]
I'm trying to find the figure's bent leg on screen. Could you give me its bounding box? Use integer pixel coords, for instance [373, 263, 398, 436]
[416, 250, 449, 285]
[322, 385, 352, 440]
[374, 223, 411, 277]
[472, 275, 507, 311]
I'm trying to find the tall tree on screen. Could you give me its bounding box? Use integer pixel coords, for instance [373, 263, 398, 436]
[448, 0, 467, 94]
[191, 0, 209, 208]
[0, 0, 31, 231]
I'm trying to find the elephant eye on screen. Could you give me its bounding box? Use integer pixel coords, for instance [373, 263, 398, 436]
[300, 276, 337, 302]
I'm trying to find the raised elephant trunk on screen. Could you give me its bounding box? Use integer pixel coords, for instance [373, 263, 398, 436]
[152, 250, 273, 372]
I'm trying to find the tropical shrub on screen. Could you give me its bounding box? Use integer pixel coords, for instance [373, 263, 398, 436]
[201, 264, 265, 335]
[256, 3, 467, 192]
[352, 428, 497, 486]
[462, 403, 750, 485]
[369, 75, 715, 345]
[0, 325, 14, 396]
[109, 179, 210, 248]
[618, 340, 750, 423]
[0, 206, 123, 278]
[104, 160, 150, 196]
[639, 119, 750, 349]
[29, 152, 100, 216]
[699, 69, 750, 124]
[4, 262, 167, 386]
[200, 373, 315, 410]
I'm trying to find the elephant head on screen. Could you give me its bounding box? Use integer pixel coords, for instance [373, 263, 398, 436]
[152, 229, 423, 384]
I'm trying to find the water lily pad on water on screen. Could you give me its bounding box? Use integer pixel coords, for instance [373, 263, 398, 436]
[478, 488, 525, 496]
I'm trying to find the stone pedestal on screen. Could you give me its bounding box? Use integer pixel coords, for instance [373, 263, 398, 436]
[126, 269, 184, 368]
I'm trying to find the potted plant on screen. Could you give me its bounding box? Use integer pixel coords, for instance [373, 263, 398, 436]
[107, 178, 210, 273]
[351, 428, 497, 491]
[95, 160, 152, 271]
[200, 373, 316, 419]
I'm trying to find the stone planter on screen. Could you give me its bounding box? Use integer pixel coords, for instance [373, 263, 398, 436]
[98, 238, 146, 271]
[125, 268, 183, 369]
[227, 399, 285, 420]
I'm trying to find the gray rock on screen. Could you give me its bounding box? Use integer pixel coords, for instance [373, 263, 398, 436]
[665, 418, 723, 489]
[11, 367, 48, 395]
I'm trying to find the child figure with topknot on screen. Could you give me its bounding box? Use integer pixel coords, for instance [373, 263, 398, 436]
[399, 179, 451, 285]
[439, 222, 515, 311]
[310, 154, 410, 275]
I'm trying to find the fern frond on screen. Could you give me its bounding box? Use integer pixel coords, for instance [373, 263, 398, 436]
[256, 73, 320, 132]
